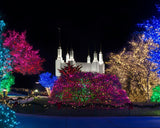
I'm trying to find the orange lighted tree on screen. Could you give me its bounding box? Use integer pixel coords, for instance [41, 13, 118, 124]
[106, 35, 159, 102]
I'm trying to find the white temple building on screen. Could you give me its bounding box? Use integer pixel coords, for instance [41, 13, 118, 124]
[55, 44, 105, 77]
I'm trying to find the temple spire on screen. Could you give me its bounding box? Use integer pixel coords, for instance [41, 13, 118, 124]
[87, 48, 91, 63]
[99, 43, 104, 65]
[57, 27, 63, 61]
[100, 43, 102, 52]
[70, 48, 74, 61]
[57, 27, 61, 48]
[93, 51, 98, 62]
[66, 47, 70, 63]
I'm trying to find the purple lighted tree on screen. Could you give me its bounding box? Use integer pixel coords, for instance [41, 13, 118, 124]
[49, 72, 130, 108]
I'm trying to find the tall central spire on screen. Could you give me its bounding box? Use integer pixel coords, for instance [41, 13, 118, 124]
[57, 27, 61, 48]
[66, 48, 70, 63]
[87, 48, 91, 63]
[57, 27, 63, 60]
[70, 48, 74, 61]
[100, 43, 102, 52]
[99, 43, 104, 65]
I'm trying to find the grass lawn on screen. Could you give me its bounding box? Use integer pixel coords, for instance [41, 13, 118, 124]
[2, 97, 159, 117]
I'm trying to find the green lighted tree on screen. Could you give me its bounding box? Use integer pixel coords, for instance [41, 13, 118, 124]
[151, 85, 160, 102]
[0, 18, 13, 95]
[0, 72, 15, 94]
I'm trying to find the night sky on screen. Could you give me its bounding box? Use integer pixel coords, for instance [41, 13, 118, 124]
[0, 0, 157, 89]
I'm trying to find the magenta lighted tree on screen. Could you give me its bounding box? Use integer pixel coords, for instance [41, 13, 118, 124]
[49, 72, 130, 108]
[3, 30, 45, 75]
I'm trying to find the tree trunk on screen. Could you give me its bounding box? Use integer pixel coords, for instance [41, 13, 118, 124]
[146, 72, 150, 102]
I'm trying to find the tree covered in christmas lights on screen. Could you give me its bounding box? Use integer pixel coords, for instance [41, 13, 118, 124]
[0, 20, 12, 74]
[0, 19, 13, 95]
[0, 104, 19, 128]
[0, 72, 15, 94]
[49, 71, 130, 108]
[137, 16, 160, 74]
[0, 18, 44, 95]
[39, 72, 57, 96]
[151, 85, 160, 102]
[59, 62, 82, 79]
[2, 30, 45, 75]
[106, 35, 159, 102]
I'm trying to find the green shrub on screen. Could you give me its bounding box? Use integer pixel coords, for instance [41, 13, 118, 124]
[151, 85, 160, 102]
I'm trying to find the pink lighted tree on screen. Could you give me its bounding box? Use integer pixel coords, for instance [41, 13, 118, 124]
[2, 30, 44, 75]
[49, 72, 130, 108]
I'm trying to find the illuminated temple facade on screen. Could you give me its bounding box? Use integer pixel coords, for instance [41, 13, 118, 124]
[55, 45, 105, 77]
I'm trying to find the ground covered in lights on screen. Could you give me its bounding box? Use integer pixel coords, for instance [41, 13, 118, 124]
[8, 97, 160, 117]
[3, 96, 160, 128]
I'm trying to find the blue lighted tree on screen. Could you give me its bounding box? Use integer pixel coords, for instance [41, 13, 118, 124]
[0, 104, 19, 128]
[0, 19, 12, 74]
[0, 18, 13, 95]
[39, 72, 57, 96]
[137, 16, 160, 74]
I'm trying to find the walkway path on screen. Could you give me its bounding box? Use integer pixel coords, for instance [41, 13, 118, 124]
[15, 113, 160, 128]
